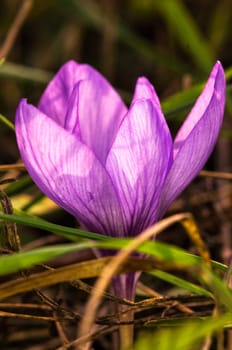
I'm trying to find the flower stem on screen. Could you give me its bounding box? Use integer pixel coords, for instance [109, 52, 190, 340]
[119, 309, 134, 350]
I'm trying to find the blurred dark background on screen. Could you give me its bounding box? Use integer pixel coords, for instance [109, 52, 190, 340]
[1, 0, 232, 121]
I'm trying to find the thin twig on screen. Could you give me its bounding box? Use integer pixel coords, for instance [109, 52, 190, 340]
[199, 170, 232, 180]
[137, 281, 193, 315]
[0, 163, 25, 172]
[0, 0, 33, 59]
[0, 310, 55, 321]
[56, 325, 118, 350]
[0, 190, 21, 252]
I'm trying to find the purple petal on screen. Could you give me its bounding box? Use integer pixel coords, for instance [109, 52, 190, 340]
[39, 61, 84, 125]
[65, 78, 127, 163]
[15, 99, 127, 236]
[63, 82, 81, 136]
[158, 61, 226, 217]
[132, 76, 161, 108]
[39, 60, 127, 163]
[106, 99, 173, 235]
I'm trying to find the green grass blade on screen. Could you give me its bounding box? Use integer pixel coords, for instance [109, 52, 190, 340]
[98, 239, 227, 271]
[0, 242, 94, 276]
[5, 176, 34, 196]
[199, 266, 232, 312]
[148, 269, 212, 297]
[135, 313, 232, 350]
[0, 212, 107, 241]
[0, 61, 52, 84]
[0, 114, 14, 131]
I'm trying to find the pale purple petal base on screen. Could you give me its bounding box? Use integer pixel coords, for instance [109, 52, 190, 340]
[112, 272, 140, 301]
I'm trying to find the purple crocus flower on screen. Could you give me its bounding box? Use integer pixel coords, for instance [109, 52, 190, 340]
[15, 60, 225, 300]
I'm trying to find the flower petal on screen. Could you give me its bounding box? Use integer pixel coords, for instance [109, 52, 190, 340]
[106, 99, 173, 235]
[158, 61, 226, 217]
[65, 78, 127, 163]
[132, 76, 161, 108]
[39, 61, 85, 125]
[15, 99, 127, 236]
[62, 82, 81, 136]
[39, 60, 127, 163]
[131, 76, 170, 147]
